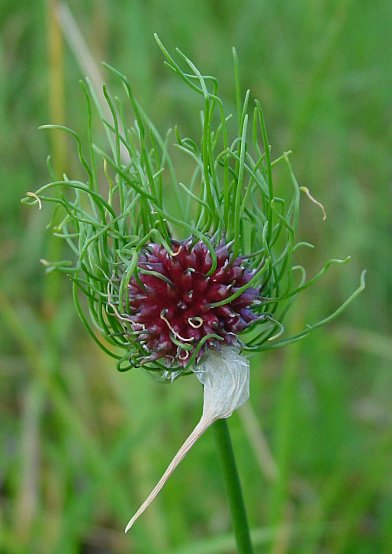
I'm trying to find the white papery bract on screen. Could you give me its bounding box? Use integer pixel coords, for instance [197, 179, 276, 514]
[125, 346, 249, 532]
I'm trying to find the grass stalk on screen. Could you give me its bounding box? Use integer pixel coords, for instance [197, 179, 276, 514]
[45, 0, 66, 315]
[47, 0, 66, 178]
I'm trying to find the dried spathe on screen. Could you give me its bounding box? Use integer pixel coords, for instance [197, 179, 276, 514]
[125, 346, 250, 532]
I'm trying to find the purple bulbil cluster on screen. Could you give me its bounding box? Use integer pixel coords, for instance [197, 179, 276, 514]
[127, 239, 260, 366]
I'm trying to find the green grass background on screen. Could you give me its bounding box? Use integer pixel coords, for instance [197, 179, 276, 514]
[1, 1, 391, 552]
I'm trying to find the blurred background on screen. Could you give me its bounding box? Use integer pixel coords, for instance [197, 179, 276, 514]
[1, 1, 391, 552]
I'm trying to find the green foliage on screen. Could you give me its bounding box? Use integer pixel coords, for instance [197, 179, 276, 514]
[23, 37, 364, 378]
[1, 1, 391, 553]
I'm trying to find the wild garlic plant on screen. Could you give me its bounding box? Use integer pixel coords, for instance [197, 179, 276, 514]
[23, 36, 365, 547]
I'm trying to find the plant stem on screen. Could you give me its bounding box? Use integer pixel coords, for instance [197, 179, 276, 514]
[213, 418, 254, 554]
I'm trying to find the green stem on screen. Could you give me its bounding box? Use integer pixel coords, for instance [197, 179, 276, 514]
[213, 418, 254, 554]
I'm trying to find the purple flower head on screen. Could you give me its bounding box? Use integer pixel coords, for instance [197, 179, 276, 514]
[126, 238, 260, 367]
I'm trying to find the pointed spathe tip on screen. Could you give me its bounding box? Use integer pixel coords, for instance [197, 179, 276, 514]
[124, 519, 133, 534]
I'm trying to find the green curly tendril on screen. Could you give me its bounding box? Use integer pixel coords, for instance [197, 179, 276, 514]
[22, 35, 366, 376]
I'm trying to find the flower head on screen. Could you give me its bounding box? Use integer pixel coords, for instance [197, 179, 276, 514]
[23, 36, 364, 379]
[117, 238, 259, 367]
